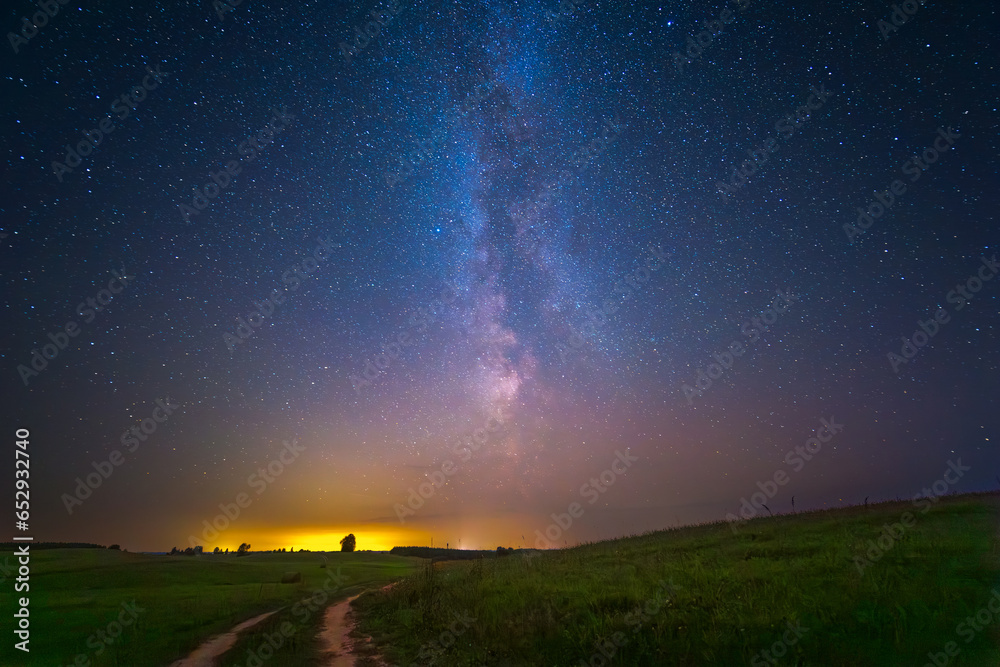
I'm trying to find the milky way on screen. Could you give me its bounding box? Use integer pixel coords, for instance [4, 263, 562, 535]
[2, 0, 998, 551]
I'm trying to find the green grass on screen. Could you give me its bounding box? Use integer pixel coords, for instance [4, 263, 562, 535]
[4, 494, 997, 666]
[353, 493, 1000, 666]
[0, 549, 418, 666]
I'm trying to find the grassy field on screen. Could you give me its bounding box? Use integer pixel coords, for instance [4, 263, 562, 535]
[0, 549, 419, 666]
[353, 493, 1000, 666]
[3, 493, 997, 666]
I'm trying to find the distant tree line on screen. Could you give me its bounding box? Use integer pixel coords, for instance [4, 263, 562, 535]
[389, 546, 532, 561]
[170, 544, 311, 555]
[169, 546, 204, 555]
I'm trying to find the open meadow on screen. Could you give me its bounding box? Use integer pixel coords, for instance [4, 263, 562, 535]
[2, 493, 998, 665]
[353, 493, 1000, 666]
[0, 549, 419, 666]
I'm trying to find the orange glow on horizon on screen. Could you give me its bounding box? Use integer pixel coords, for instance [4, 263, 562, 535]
[185, 512, 546, 554]
[284, 528, 412, 552]
[199, 525, 430, 552]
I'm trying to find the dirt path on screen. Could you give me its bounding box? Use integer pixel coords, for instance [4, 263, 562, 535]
[318, 583, 398, 666]
[172, 583, 397, 667]
[317, 593, 363, 666]
[169, 610, 277, 667]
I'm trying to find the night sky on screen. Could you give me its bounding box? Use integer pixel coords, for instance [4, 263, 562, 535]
[3, 0, 998, 553]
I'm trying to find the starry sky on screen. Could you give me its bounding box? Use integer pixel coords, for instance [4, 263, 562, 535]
[2, 0, 998, 552]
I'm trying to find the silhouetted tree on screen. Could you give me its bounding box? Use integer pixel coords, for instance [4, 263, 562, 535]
[340, 533, 356, 552]
[108, 544, 121, 550]
[170, 547, 178, 555]
[213, 547, 221, 554]
[237, 543, 251, 556]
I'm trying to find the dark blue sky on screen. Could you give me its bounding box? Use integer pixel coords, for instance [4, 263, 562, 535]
[2, 0, 998, 551]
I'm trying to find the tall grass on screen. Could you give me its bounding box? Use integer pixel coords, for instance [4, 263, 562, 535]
[354, 494, 1000, 666]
